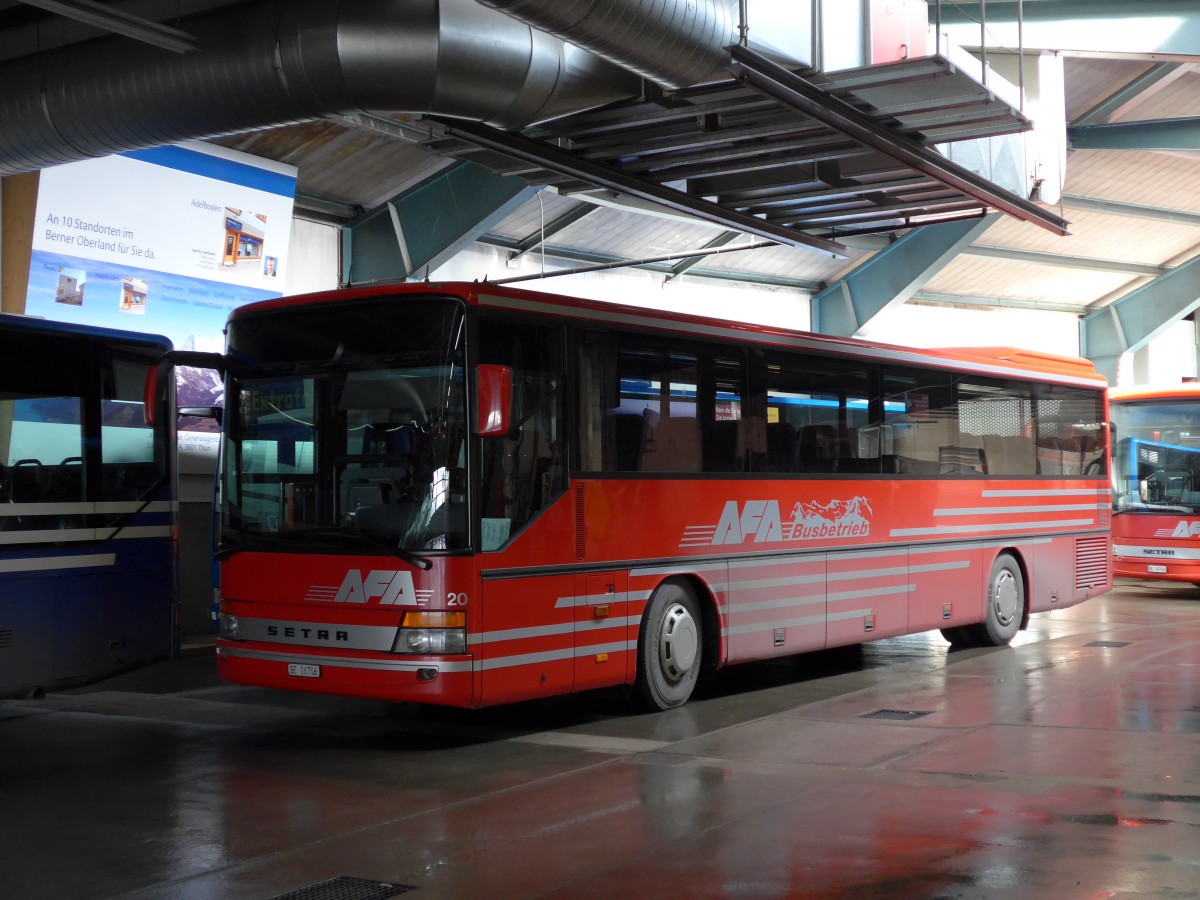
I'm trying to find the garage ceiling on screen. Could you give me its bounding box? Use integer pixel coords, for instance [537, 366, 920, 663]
[2, 0, 1199, 352]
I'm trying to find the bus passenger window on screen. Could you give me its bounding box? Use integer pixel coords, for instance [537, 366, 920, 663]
[102, 358, 162, 500]
[1, 394, 84, 508]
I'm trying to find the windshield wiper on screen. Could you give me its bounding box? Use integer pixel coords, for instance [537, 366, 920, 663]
[294, 526, 434, 570]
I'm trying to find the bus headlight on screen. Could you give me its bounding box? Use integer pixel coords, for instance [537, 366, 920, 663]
[218, 612, 240, 640]
[394, 611, 467, 655]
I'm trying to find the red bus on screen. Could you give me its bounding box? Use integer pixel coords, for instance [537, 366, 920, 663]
[203, 282, 1112, 710]
[1109, 383, 1200, 583]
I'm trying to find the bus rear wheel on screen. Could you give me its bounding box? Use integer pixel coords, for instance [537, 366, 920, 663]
[635, 579, 702, 711]
[962, 552, 1024, 647]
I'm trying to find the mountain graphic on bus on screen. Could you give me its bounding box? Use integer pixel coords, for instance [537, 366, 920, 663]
[789, 496, 873, 539]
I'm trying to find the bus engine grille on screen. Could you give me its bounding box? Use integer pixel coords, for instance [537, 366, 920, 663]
[1075, 536, 1110, 590]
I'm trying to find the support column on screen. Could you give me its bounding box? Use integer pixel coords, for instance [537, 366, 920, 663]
[1, 171, 39, 314]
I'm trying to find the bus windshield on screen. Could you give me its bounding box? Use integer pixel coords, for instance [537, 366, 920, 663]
[1111, 399, 1200, 513]
[222, 296, 469, 555]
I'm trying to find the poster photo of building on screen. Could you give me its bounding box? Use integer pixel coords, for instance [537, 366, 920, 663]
[222, 208, 268, 269]
[119, 277, 148, 314]
[54, 267, 86, 305]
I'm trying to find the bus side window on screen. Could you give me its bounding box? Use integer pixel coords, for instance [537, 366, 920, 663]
[102, 358, 161, 500]
[2, 395, 85, 508]
[478, 318, 566, 545]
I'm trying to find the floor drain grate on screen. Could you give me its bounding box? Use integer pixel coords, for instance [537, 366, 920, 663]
[268, 876, 417, 900]
[860, 709, 932, 721]
[1085, 641, 1133, 648]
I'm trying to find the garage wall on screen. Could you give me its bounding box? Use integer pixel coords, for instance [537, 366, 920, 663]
[855, 302, 1081, 356]
[283, 218, 340, 295]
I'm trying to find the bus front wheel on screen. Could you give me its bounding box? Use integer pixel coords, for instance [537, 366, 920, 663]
[962, 552, 1024, 647]
[636, 579, 702, 711]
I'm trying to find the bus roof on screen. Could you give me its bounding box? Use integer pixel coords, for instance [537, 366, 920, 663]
[0, 312, 172, 351]
[1109, 383, 1200, 402]
[229, 281, 1106, 387]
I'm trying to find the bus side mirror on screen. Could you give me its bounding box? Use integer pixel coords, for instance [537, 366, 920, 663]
[144, 365, 160, 427]
[477, 364, 512, 437]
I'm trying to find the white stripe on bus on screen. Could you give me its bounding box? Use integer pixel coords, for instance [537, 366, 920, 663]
[726, 594, 826, 615]
[478, 641, 638, 671]
[829, 583, 914, 602]
[934, 504, 1098, 516]
[219, 646, 474, 673]
[0, 500, 173, 517]
[0, 553, 117, 573]
[0, 525, 173, 544]
[470, 617, 638, 644]
[726, 608, 870, 636]
[891, 518, 1094, 537]
[983, 488, 1109, 498]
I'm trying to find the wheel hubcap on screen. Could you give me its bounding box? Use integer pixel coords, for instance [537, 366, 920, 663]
[658, 602, 698, 682]
[993, 569, 1019, 627]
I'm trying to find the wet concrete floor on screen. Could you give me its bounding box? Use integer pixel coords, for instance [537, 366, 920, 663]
[3, 578, 1200, 899]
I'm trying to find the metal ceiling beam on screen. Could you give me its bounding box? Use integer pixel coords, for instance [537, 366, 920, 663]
[506, 203, 594, 261]
[810, 214, 1001, 337]
[16, 0, 197, 52]
[1071, 63, 1181, 126]
[428, 116, 850, 256]
[664, 230, 741, 282]
[1080, 254, 1200, 383]
[1061, 194, 1200, 227]
[725, 46, 1070, 236]
[343, 161, 536, 286]
[911, 290, 1085, 315]
[962, 245, 1169, 277]
[1068, 118, 1200, 150]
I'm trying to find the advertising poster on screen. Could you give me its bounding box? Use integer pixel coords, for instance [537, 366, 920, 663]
[25, 142, 298, 464]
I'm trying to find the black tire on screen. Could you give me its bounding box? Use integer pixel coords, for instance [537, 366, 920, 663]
[961, 552, 1024, 647]
[635, 579, 702, 711]
[940, 626, 975, 648]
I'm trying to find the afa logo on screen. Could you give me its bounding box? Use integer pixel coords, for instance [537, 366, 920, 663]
[1171, 521, 1200, 538]
[707, 496, 873, 546]
[333, 569, 417, 605]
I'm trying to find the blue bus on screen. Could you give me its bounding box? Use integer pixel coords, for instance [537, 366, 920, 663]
[0, 314, 177, 697]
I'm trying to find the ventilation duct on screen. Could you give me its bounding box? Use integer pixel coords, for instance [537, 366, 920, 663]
[0, 0, 640, 176]
[476, 0, 739, 90]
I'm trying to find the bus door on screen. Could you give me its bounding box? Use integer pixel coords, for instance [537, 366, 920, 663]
[574, 570, 630, 692]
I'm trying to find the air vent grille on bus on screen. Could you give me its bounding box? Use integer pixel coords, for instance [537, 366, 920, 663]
[0, 629, 12, 649]
[1075, 536, 1109, 590]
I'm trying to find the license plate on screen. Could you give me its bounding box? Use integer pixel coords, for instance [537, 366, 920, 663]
[1148, 565, 1168, 574]
[287, 663, 321, 678]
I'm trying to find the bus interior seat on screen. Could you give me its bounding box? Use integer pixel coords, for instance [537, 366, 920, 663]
[765, 422, 798, 471]
[607, 412, 644, 471]
[703, 419, 741, 471]
[642, 415, 701, 472]
[48, 456, 83, 502]
[10, 458, 44, 503]
[797, 424, 838, 472]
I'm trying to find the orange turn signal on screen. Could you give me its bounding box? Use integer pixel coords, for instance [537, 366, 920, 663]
[401, 611, 466, 628]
